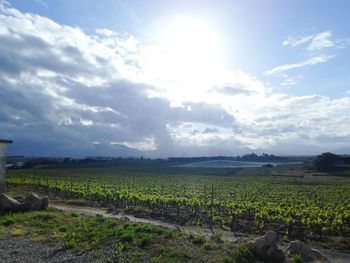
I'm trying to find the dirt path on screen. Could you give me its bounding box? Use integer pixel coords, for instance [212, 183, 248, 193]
[51, 204, 249, 243]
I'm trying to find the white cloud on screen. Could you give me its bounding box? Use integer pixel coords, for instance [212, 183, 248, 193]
[283, 34, 314, 47]
[34, 0, 48, 8]
[283, 31, 349, 51]
[265, 54, 335, 75]
[80, 119, 94, 126]
[280, 78, 297, 87]
[279, 75, 302, 87]
[307, 31, 334, 51]
[111, 137, 157, 151]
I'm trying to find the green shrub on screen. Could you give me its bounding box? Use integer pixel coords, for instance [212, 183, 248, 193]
[203, 242, 211, 250]
[292, 254, 303, 263]
[138, 233, 153, 247]
[192, 234, 205, 245]
[223, 255, 234, 263]
[115, 241, 128, 252]
[64, 231, 79, 248]
[70, 212, 79, 217]
[1, 218, 15, 227]
[212, 233, 224, 243]
[120, 231, 134, 243]
[58, 226, 68, 232]
[232, 245, 257, 263]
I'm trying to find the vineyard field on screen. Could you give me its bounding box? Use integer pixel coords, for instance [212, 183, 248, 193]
[5, 161, 350, 245]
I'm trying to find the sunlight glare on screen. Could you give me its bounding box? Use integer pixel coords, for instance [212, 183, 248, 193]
[143, 16, 225, 98]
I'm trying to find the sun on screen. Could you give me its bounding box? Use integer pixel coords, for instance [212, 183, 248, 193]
[142, 16, 225, 96]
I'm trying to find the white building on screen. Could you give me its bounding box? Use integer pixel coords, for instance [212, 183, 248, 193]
[0, 139, 13, 194]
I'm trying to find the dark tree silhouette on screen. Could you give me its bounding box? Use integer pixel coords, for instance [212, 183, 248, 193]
[313, 152, 338, 172]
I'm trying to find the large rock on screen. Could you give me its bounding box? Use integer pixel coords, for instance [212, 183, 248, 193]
[0, 193, 21, 212]
[0, 193, 49, 213]
[41, 196, 49, 209]
[22, 193, 49, 210]
[249, 230, 285, 263]
[267, 245, 286, 263]
[286, 240, 329, 262]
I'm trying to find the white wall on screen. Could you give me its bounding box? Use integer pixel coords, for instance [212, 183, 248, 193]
[0, 144, 7, 194]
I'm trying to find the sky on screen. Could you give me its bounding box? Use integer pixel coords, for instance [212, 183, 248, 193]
[1, 0, 350, 157]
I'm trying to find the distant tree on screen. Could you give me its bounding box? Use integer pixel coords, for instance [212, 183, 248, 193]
[313, 152, 338, 172]
[62, 158, 71, 164]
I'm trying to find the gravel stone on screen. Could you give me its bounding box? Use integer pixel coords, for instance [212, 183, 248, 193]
[0, 235, 124, 263]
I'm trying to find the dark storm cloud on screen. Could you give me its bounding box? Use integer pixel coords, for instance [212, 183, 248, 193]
[61, 79, 236, 152]
[0, 5, 237, 156]
[0, 29, 110, 79]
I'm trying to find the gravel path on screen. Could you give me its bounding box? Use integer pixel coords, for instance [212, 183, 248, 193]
[0, 234, 122, 263]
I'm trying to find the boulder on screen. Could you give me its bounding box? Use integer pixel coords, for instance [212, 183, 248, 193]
[286, 240, 329, 262]
[249, 230, 285, 263]
[41, 196, 49, 209]
[22, 193, 49, 210]
[267, 245, 286, 263]
[0, 193, 21, 212]
[22, 193, 42, 210]
[250, 230, 278, 251]
[0, 193, 49, 213]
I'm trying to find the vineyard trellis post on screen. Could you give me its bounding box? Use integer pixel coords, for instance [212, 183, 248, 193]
[210, 184, 214, 230]
[70, 175, 73, 198]
[46, 176, 49, 195]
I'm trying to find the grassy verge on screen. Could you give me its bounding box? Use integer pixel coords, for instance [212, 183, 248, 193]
[0, 209, 259, 262]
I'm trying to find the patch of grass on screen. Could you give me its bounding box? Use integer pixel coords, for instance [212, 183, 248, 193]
[292, 254, 303, 263]
[190, 233, 206, 245]
[203, 242, 211, 250]
[58, 226, 68, 232]
[10, 227, 25, 237]
[212, 233, 224, 243]
[223, 255, 234, 263]
[120, 229, 134, 243]
[0, 209, 229, 262]
[149, 257, 178, 263]
[64, 231, 79, 248]
[70, 212, 79, 217]
[232, 245, 259, 263]
[138, 233, 153, 247]
[0, 218, 15, 227]
[115, 241, 128, 252]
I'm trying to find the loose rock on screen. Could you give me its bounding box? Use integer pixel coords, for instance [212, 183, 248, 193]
[286, 240, 330, 262]
[22, 193, 49, 211]
[0, 193, 21, 212]
[248, 230, 285, 263]
[22, 193, 43, 210]
[0, 193, 49, 213]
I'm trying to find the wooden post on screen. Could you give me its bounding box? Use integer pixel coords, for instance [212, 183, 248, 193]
[46, 176, 49, 195]
[210, 185, 214, 230]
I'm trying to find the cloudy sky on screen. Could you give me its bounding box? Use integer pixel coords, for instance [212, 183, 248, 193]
[1, 0, 350, 157]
